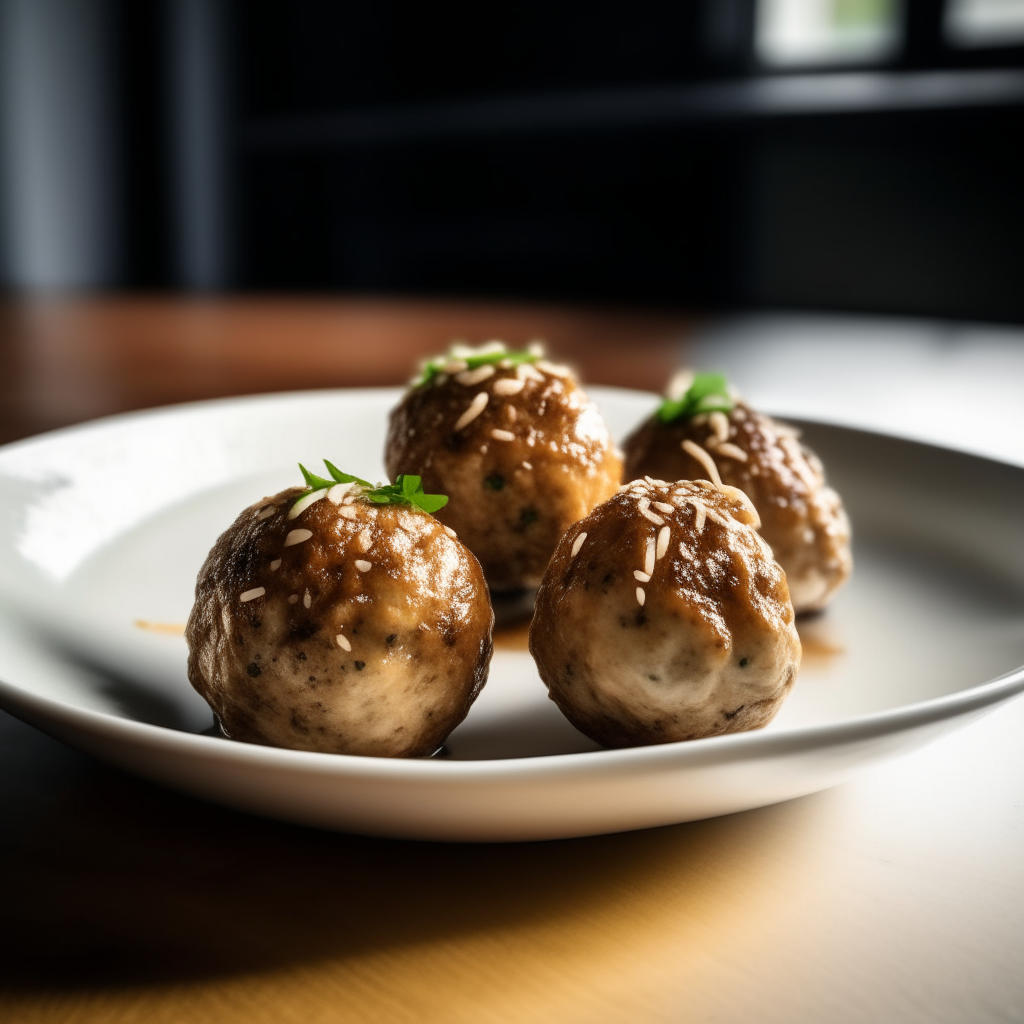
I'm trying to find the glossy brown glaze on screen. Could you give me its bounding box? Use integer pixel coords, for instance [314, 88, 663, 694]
[622, 403, 851, 612]
[385, 362, 622, 590]
[186, 487, 493, 757]
[530, 478, 801, 748]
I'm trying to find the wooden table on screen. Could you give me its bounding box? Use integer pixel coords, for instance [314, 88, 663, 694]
[2, 298, 1023, 1024]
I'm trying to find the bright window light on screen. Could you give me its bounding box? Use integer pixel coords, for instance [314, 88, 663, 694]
[756, 0, 903, 67]
[946, 0, 1024, 47]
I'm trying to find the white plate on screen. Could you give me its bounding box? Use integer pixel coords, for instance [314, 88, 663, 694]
[0, 387, 1022, 841]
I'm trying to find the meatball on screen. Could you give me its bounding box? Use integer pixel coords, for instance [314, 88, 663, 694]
[529, 473, 801, 748]
[623, 375, 851, 613]
[186, 472, 493, 757]
[385, 343, 622, 591]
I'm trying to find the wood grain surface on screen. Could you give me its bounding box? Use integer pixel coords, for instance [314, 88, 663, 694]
[2, 298, 1024, 1023]
[0, 295, 689, 445]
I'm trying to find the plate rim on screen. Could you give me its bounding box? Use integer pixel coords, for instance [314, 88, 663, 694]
[2, 386, 1024, 778]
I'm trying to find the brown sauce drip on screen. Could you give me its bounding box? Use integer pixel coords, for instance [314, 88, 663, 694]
[134, 620, 187, 636]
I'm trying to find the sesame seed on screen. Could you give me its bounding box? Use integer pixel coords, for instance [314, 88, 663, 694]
[240, 587, 265, 602]
[522, 461, 532, 470]
[288, 487, 328, 519]
[517, 362, 545, 382]
[636, 587, 646, 607]
[456, 364, 495, 386]
[493, 377, 525, 396]
[339, 507, 358, 519]
[709, 410, 730, 444]
[641, 508, 665, 525]
[679, 543, 694, 561]
[719, 484, 761, 528]
[506, 405, 517, 421]
[656, 526, 670, 559]
[328, 482, 354, 504]
[652, 501, 674, 514]
[284, 528, 313, 547]
[665, 368, 694, 401]
[498, 359, 512, 369]
[491, 428, 515, 442]
[270, 559, 282, 571]
[537, 360, 571, 378]
[355, 559, 372, 572]
[571, 532, 587, 558]
[444, 526, 457, 539]
[256, 506, 277, 520]
[303, 589, 312, 609]
[633, 570, 650, 582]
[336, 634, 352, 652]
[644, 537, 656, 576]
[454, 391, 488, 431]
[637, 496, 650, 512]
[682, 439, 723, 488]
[479, 340, 507, 354]
[442, 359, 468, 374]
[690, 498, 707, 534]
[527, 340, 545, 357]
[288, 594, 299, 604]
[357, 529, 372, 552]
[716, 442, 748, 462]
[733, 406, 747, 420]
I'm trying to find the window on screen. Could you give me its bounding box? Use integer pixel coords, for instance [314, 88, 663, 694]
[756, 0, 903, 67]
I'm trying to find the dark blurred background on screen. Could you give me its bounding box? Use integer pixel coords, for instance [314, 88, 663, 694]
[0, 0, 1022, 321]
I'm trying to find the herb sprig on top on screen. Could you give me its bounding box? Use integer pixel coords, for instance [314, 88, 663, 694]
[656, 371, 735, 423]
[297, 461, 448, 514]
[413, 340, 544, 388]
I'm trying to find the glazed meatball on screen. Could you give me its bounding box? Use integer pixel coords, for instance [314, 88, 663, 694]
[186, 473, 493, 757]
[623, 375, 851, 613]
[529, 474, 801, 748]
[385, 343, 622, 591]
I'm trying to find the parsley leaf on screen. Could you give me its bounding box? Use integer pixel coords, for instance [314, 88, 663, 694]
[656, 372, 735, 423]
[413, 342, 542, 387]
[298, 463, 335, 490]
[294, 463, 448, 516]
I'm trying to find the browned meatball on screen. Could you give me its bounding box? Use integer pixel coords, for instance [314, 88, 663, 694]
[624, 399, 851, 613]
[529, 475, 801, 748]
[186, 480, 493, 757]
[385, 344, 622, 591]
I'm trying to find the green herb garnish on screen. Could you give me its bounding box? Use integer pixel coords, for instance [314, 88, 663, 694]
[656, 372, 735, 423]
[413, 341, 544, 388]
[295, 461, 448, 515]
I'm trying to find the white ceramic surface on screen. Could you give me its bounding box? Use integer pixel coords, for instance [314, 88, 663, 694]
[0, 387, 1022, 841]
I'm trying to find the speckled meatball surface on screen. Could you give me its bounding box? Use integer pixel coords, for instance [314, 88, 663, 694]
[186, 483, 493, 757]
[529, 476, 801, 748]
[385, 346, 622, 591]
[623, 402, 851, 613]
